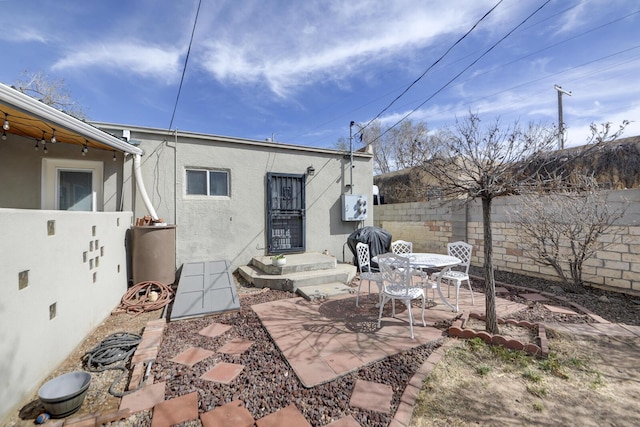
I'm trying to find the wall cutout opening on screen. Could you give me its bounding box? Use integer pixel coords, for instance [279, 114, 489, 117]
[93, 272, 97, 283]
[19, 270, 29, 290]
[49, 302, 56, 320]
[47, 220, 56, 236]
[92, 225, 96, 237]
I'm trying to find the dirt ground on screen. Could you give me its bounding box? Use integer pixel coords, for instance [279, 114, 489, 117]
[411, 331, 640, 427]
[6, 309, 163, 426]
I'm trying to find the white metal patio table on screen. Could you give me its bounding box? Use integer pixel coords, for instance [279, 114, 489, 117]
[374, 252, 462, 311]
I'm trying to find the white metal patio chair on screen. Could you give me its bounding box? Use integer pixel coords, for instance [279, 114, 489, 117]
[431, 241, 474, 312]
[391, 240, 413, 255]
[355, 242, 383, 307]
[376, 253, 426, 339]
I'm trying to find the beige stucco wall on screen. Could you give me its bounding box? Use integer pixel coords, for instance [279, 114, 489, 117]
[374, 189, 640, 294]
[0, 133, 125, 211]
[0, 209, 132, 423]
[102, 125, 375, 271]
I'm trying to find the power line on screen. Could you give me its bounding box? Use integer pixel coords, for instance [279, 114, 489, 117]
[357, 0, 504, 136]
[168, 0, 202, 132]
[451, 9, 640, 92]
[289, 3, 633, 147]
[366, 0, 551, 148]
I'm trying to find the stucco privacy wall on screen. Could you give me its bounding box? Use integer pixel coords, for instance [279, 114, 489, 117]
[0, 209, 131, 422]
[374, 188, 640, 293]
[99, 125, 374, 271]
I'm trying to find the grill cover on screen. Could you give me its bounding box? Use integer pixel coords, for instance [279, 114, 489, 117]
[346, 226, 392, 268]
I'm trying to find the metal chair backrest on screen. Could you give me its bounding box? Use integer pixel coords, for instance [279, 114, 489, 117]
[356, 242, 372, 273]
[377, 253, 412, 294]
[447, 241, 472, 273]
[391, 240, 413, 255]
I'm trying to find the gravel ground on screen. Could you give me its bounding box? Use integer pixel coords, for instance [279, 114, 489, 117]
[8, 270, 639, 426]
[470, 267, 640, 326]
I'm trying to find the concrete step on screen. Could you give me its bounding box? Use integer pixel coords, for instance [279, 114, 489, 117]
[296, 282, 355, 301]
[251, 253, 337, 276]
[237, 263, 356, 293]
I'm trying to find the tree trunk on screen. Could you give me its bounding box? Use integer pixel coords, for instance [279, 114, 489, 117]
[482, 197, 499, 334]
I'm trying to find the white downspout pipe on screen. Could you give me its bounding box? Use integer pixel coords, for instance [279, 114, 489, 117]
[133, 154, 159, 221]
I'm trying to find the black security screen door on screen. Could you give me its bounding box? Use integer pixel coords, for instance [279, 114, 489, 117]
[267, 173, 306, 254]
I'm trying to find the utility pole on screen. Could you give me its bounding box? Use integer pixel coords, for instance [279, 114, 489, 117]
[554, 84, 572, 150]
[349, 121, 354, 194]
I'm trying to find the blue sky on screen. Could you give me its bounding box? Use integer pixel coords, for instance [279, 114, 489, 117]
[2, 0, 639, 150]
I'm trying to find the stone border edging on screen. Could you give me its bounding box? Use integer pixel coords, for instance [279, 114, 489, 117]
[389, 339, 456, 427]
[448, 312, 548, 357]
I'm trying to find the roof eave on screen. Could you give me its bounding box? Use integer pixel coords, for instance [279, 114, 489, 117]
[0, 82, 143, 155]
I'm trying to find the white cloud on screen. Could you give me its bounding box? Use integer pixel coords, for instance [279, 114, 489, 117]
[1, 26, 47, 43]
[52, 42, 183, 83]
[198, 0, 502, 97]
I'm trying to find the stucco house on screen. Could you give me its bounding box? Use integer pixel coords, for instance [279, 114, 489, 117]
[0, 82, 373, 422]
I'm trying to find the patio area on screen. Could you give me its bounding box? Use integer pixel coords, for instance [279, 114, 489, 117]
[252, 289, 527, 387]
[114, 286, 528, 427]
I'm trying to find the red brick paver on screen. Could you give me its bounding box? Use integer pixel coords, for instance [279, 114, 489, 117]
[349, 379, 394, 414]
[325, 414, 362, 426]
[200, 399, 254, 427]
[119, 381, 166, 413]
[201, 362, 245, 384]
[218, 338, 254, 355]
[151, 392, 199, 427]
[199, 322, 232, 338]
[169, 346, 214, 367]
[543, 304, 578, 315]
[520, 293, 549, 302]
[256, 404, 311, 427]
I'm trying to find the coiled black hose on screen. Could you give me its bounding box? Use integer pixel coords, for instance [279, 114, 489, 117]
[83, 332, 142, 397]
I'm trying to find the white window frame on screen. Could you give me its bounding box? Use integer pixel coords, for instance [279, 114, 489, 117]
[41, 158, 103, 211]
[185, 168, 230, 197]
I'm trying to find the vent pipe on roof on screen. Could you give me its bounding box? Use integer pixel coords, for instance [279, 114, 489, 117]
[133, 154, 159, 221]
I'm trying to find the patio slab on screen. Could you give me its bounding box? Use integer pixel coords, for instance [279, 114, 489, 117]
[252, 291, 526, 387]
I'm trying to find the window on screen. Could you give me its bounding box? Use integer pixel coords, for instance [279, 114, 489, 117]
[58, 170, 93, 210]
[186, 169, 229, 196]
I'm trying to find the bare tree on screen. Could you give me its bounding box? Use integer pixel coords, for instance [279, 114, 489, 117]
[14, 71, 88, 119]
[350, 119, 437, 175]
[510, 176, 627, 293]
[423, 113, 629, 334]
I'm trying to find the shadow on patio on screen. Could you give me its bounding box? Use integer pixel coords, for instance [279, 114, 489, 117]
[252, 289, 527, 387]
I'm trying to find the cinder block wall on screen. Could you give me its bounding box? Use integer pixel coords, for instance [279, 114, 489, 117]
[374, 189, 640, 294]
